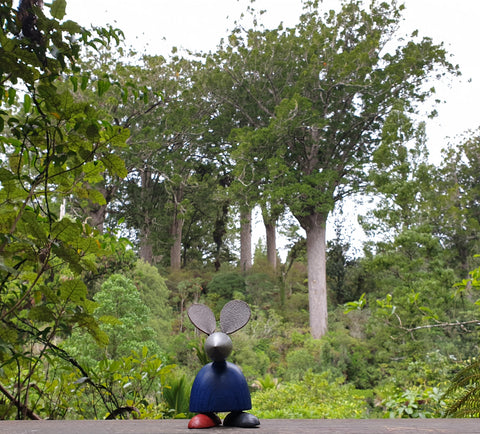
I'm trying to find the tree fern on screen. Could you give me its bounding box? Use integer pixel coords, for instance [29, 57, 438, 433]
[163, 375, 193, 417]
[445, 359, 480, 417]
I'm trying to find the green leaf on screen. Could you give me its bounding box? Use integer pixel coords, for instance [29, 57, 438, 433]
[70, 76, 78, 92]
[20, 209, 47, 243]
[101, 154, 127, 178]
[0, 210, 17, 233]
[0, 261, 20, 277]
[50, 0, 67, 20]
[59, 278, 87, 304]
[23, 94, 32, 113]
[28, 305, 54, 322]
[98, 315, 122, 326]
[81, 74, 89, 91]
[97, 79, 111, 97]
[87, 188, 106, 206]
[61, 20, 83, 34]
[8, 88, 16, 105]
[86, 123, 100, 141]
[51, 218, 81, 241]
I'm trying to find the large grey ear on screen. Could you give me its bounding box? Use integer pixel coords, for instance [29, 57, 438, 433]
[220, 300, 251, 334]
[187, 304, 216, 335]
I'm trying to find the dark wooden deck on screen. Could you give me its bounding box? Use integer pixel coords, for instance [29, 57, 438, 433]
[1, 419, 479, 433]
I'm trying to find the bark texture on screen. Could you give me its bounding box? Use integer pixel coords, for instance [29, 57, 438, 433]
[240, 209, 252, 272]
[265, 221, 277, 271]
[302, 212, 328, 339]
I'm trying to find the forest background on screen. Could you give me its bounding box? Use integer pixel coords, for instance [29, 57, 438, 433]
[2, 0, 480, 421]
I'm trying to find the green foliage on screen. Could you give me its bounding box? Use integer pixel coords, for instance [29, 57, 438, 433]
[443, 256, 480, 417]
[189, 337, 209, 367]
[252, 374, 280, 391]
[435, 135, 480, 272]
[381, 386, 445, 418]
[344, 224, 479, 363]
[231, 331, 270, 379]
[63, 274, 160, 363]
[0, 345, 174, 420]
[284, 348, 318, 381]
[68, 347, 174, 419]
[371, 352, 455, 418]
[252, 372, 372, 419]
[129, 260, 173, 348]
[0, 0, 130, 419]
[245, 272, 279, 307]
[206, 272, 246, 306]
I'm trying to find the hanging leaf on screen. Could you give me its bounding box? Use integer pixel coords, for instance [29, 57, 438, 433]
[7, 88, 16, 105]
[97, 79, 111, 97]
[23, 94, 32, 113]
[81, 74, 89, 91]
[70, 76, 78, 92]
[50, 0, 67, 20]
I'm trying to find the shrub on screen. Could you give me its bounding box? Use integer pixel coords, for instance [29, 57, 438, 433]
[381, 386, 445, 418]
[206, 272, 246, 309]
[252, 372, 371, 418]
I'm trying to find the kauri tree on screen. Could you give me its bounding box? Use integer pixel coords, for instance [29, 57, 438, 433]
[221, 0, 459, 338]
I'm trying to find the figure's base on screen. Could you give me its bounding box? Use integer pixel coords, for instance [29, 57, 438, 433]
[188, 412, 260, 429]
[223, 411, 260, 428]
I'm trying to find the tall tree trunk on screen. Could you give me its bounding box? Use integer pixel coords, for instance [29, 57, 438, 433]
[88, 202, 107, 233]
[170, 214, 184, 271]
[169, 183, 185, 271]
[139, 225, 153, 264]
[300, 212, 328, 339]
[261, 203, 282, 271]
[86, 183, 117, 233]
[138, 169, 154, 264]
[240, 208, 252, 272]
[264, 221, 277, 271]
[213, 203, 229, 271]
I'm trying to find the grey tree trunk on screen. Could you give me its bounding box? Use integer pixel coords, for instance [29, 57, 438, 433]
[302, 212, 328, 339]
[265, 221, 277, 271]
[139, 225, 154, 264]
[240, 208, 252, 272]
[170, 215, 183, 270]
[138, 169, 154, 264]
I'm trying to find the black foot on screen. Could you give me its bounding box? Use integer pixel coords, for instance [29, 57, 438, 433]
[223, 411, 260, 428]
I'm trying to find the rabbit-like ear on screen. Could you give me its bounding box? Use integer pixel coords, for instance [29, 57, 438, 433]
[220, 300, 251, 334]
[188, 304, 216, 335]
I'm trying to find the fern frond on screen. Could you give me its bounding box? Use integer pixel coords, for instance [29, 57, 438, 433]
[445, 359, 480, 417]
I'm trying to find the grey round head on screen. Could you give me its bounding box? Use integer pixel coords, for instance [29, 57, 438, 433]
[205, 332, 233, 362]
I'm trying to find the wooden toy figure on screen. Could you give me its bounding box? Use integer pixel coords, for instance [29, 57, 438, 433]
[187, 300, 260, 429]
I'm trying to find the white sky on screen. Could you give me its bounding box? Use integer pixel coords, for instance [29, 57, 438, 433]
[65, 0, 480, 254]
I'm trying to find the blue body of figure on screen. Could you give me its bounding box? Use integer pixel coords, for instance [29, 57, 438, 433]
[189, 361, 251, 413]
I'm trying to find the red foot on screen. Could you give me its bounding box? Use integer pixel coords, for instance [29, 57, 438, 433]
[188, 413, 221, 429]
